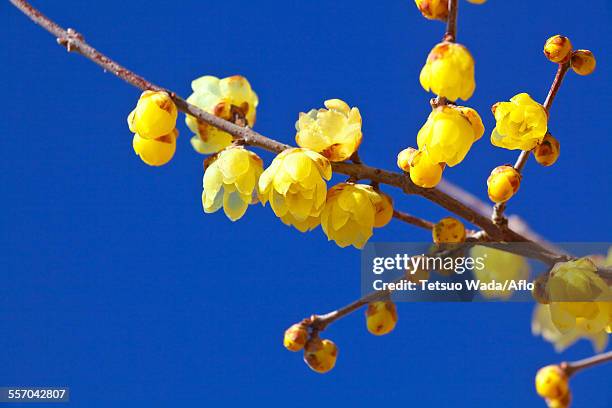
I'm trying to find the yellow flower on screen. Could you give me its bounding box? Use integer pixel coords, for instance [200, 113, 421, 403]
[409, 150, 445, 188]
[414, 0, 448, 21]
[295, 99, 362, 162]
[535, 365, 569, 400]
[487, 165, 521, 203]
[491, 93, 548, 151]
[532, 304, 608, 353]
[534, 133, 560, 167]
[417, 105, 484, 166]
[571, 50, 596, 76]
[303, 338, 338, 374]
[185, 75, 259, 154]
[543, 35, 573, 64]
[546, 257, 611, 334]
[128, 91, 178, 140]
[283, 323, 308, 352]
[321, 183, 385, 249]
[132, 129, 178, 167]
[420, 42, 476, 101]
[470, 246, 530, 299]
[202, 146, 263, 221]
[258, 148, 331, 232]
[365, 301, 398, 336]
[433, 217, 466, 244]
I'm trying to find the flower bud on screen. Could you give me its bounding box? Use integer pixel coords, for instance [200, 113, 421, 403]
[409, 150, 445, 188]
[570, 50, 596, 76]
[487, 165, 521, 203]
[132, 129, 178, 167]
[432, 217, 466, 244]
[544, 35, 573, 64]
[303, 338, 338, 373]
[283, 323, 309, 352]
[535, 365, 569, 400]
[128, 91, 178, 140]
[414, 0, 449, 21]
[365, 301, 398, 336]
[534, 133, 560, 167]
[397, 147, 419, 172]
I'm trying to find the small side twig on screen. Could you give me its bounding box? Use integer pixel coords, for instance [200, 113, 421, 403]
[392, 210, 434, 231]
[492, 62, 571, 225]
[561, 350, 612, 377]
[443, 0, 458, 42]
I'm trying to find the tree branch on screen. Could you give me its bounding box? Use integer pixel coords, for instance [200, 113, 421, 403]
[10, 0, 611, 281]
[392, 210, 434, 230]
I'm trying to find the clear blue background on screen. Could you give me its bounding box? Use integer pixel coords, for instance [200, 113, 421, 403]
[2, 0, 611, 406]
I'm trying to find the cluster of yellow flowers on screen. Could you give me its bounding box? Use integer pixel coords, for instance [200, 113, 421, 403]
[533, 254, 610, 407]
[532, 255, 612, 355]
[396, 1, 487, 189]
[127, 79, 395, 249]
[127, 91, 179, 166]
[486, 35, 596, 205]
[283, 298, 399, 373]
[397, 104, 483, 189]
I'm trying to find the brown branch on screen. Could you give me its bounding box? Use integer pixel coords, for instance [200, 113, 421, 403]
[443, 0, 458, 42]
[492, 62, 571, 224]
[392, 210, 434, 230]
[310, 290, 385, 332]
[10, 0, 608, 278]
[543, 62, 571, 113]
[561, 350, 612, 377]
[438, 179, 568, 255]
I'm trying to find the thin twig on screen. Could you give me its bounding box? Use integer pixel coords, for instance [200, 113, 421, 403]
[492, 63, 571, 224]
[443, 0, 458, 42]
[392, 210, 434, 230]
[561, 350, 612, 377]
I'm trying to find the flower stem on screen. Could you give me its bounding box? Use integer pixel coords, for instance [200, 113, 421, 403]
[444, 0, 458, 42]
[561, 350, 612, 377]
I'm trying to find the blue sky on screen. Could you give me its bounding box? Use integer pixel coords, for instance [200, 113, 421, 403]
[1, 0, 611, 406]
